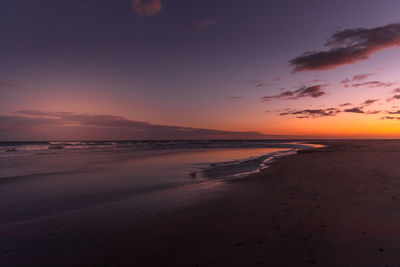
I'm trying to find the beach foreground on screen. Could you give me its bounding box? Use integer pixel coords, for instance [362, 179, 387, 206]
[2, 140, 400, 266]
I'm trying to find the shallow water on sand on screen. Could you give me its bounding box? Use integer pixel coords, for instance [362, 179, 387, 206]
[0, 141, 318, 225]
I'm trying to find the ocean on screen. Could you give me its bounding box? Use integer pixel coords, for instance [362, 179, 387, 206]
[0, 140, 320, 226]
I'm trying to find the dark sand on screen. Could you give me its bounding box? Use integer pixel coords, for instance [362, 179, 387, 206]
[2, 140, 400, 266]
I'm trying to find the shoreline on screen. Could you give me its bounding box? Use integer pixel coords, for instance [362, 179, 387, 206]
[0, 143, 317, 228]
[2, 140, 400, 265]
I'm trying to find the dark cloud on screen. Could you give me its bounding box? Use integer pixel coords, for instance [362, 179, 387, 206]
[277, 99, 384, 119]
[272, 77, 281, 82]
[279, 108, 340, 118]
[344, 107, 364, 113]
[361, 99, 378, 106]
[2, 111, 268, 140]
[339, 103, 352, 107]
[381, 116, 400, 120]
[351, 81, 394, 88]
[261, 85, 326, 101]
[289, 23, 400, 72]
[387, 95, 400, 101]
[278, 103, 382, 119]
[295, 85, 327, 98]
[131, 0, 162, 18]
[388, 110, 400, 115]
[345, 101, 381, 114]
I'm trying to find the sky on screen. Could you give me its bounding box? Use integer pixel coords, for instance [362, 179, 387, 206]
[1, 0, 400, 140]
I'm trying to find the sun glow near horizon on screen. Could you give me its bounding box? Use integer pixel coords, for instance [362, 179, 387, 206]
[1, 0, 400, 140]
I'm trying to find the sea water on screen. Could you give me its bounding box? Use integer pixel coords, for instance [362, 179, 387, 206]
[0, 140, 320, 225]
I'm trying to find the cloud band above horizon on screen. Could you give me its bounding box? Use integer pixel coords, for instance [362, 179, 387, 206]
[0, 110, 270, 140]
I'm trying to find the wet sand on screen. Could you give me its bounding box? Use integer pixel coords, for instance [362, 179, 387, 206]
[2, 140, 400, 266]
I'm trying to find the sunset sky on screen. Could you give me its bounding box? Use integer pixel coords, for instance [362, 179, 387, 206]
[1, 0, 400, 140]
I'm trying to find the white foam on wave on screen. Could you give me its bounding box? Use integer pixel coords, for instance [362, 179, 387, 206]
[198, 143, 322, 180]
[0, 140, 320, 154]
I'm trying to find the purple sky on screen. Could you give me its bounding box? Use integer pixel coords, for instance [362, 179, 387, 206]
[1, 0, 400, 139]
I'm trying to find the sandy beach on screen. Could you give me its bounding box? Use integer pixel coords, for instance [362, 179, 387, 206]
[2, 140, 400, 266]
[3, 1, 400, 265]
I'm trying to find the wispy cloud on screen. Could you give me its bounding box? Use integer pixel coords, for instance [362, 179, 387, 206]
[256, 82, 268, 88]
[131, 0, 162, 18]
[340, 73, 374, 84]
[0, 82, 23, 88]
[386, 88, 400, 101]
[225, 96, 243, 100]
[199, 19, 217, 29]
[351, 81, 395, 88]
[387, 95, 400, 101]
[289, 23, 400, 72]
[366, 110, 381, 115]
[261, 85, 326, 101]
[247, 80, 268, 88]
[353, 73, 374, 81]
[248, 77, 282, 88]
